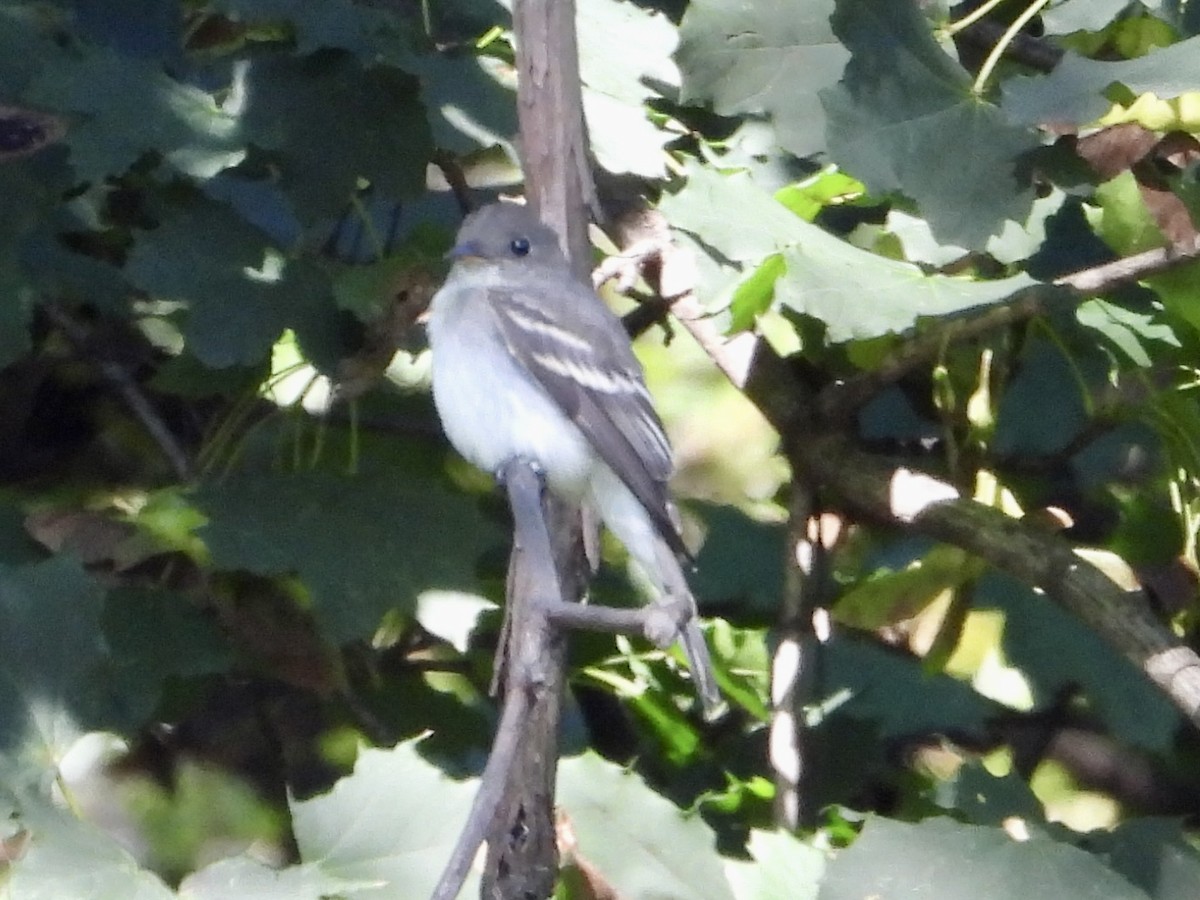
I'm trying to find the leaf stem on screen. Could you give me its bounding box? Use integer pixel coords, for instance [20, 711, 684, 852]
[971, 0, 1053, 95]
[944, 0, 1008, 38]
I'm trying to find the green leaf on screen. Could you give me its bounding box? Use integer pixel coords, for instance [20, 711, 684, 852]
[690, 503, 785, 616]
[774, 229, 1036, 343]
[239, 50, 432, 222]
[181, 856, 380, 900]
[821, 0, 1038, 247]
[725, 829, 824, 900]
[0, 559, 109, 778]
[992, 339, 1089, 457]
[677, 0, 849, 158]
[1076, 298, 1180, 368]
[579, 0, 680, 177]
[660, 166, 806, 263]
[414, 52, 517, 156]
[100, 587, 234, 731]
[6, 787, 175, 900]
[212, 0, 417, 67]
[25, 49, 244, 182]
[0, 157, 69, 367]
[927, 763, 1047, 828]
[728, 253, 785, 332]
[835, 544, 982, 631]
[984, 574, 1181, 751]
[558, 752, 736, 900]
[1088, 818, 1200, 900]
[1090, 172, 1167, 254]
[124, 195, 333, 368]
[664, 167, 1037, 339]
[291, 740, 478, 897]
[820, 816, 1150, 900]
[821, 633, 997, 739]
[194, 470, 503, 643]
[1002, 37, 1200, 128]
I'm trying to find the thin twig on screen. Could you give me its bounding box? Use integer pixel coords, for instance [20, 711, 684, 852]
[41, 302, 191, 480]
[429, 683, 532, 900]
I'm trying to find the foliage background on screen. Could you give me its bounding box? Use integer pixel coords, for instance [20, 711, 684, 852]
[2, 0, 1200, 897]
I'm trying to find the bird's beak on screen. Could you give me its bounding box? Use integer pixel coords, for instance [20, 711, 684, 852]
[446, 240, 486, 261]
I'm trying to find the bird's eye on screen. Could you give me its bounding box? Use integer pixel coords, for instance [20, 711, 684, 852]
[509, 237, 531, 257]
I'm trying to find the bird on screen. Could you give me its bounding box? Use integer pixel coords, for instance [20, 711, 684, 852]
[424, 201, 721, 715]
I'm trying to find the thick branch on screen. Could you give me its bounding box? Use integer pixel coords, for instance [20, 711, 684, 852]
[667, 293, 1200, 731]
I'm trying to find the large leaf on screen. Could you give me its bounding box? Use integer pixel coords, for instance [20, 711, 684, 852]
[558, 752, 736, 900]
[290, 740, 478, 897]
[100, 587, 235, 731]
[677, 0, 848, 158]
[1002, 37, 1200, 128]
[1086, 818, 1200, 900]
[25, 48, 244, 182]
[664, 167, 1037, 341]
[772, 224, 1037, 342]
[124, 195, 334, 368]
[0, 161, 54, 366]
[820, 816, 1149, 900]
[415, 53, 517, 156]
[725, 829, 824, 900]
[5, 787, 175, 900]
[821, 0, 1038, 247]
[579, 0, 680, 177]
[180, 857, 380, 900]
[982, 574, 1182, 751]
[0, 559, 109, 779]
[194, 470, 504, 644]
[212, 0, 416, 67]
[238, 50, 431, 223]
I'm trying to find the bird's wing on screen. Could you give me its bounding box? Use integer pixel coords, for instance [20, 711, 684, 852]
[486, 283, 688, 558]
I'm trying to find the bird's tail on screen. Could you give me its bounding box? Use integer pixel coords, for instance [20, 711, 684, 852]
[681, 615, 725, 721]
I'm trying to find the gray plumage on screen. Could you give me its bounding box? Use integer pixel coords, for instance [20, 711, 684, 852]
[425, 202, 720, 714]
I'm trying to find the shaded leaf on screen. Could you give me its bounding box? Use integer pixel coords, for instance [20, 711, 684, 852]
[690, 503, 785, 616]
[1076, 298, 1180, 367]
[239, 50, 431, 223]
[835, 544, 982, 631]
[1003, 37, 1200, 128]
[677, 0, 848, 158]
[0, 559, 109, 776]
[194, 470, 503, 643]
[125, 195, 333, 368]
[821, 0, 1037, 248]
[25, 48, 244, 182]
[212, 0, 416, 67]
[415, 53, 517, 156]
[983, 574, 1182, 751]
[101, 587, 234, 730]
[1086, 818, 1200, 900]
[820, 816, 1149, 900]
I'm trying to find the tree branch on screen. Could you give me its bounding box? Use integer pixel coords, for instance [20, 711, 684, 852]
[669, 291, 1200, 730]
[821, 235, 1200, 423]
[41, 301, 191, 481]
